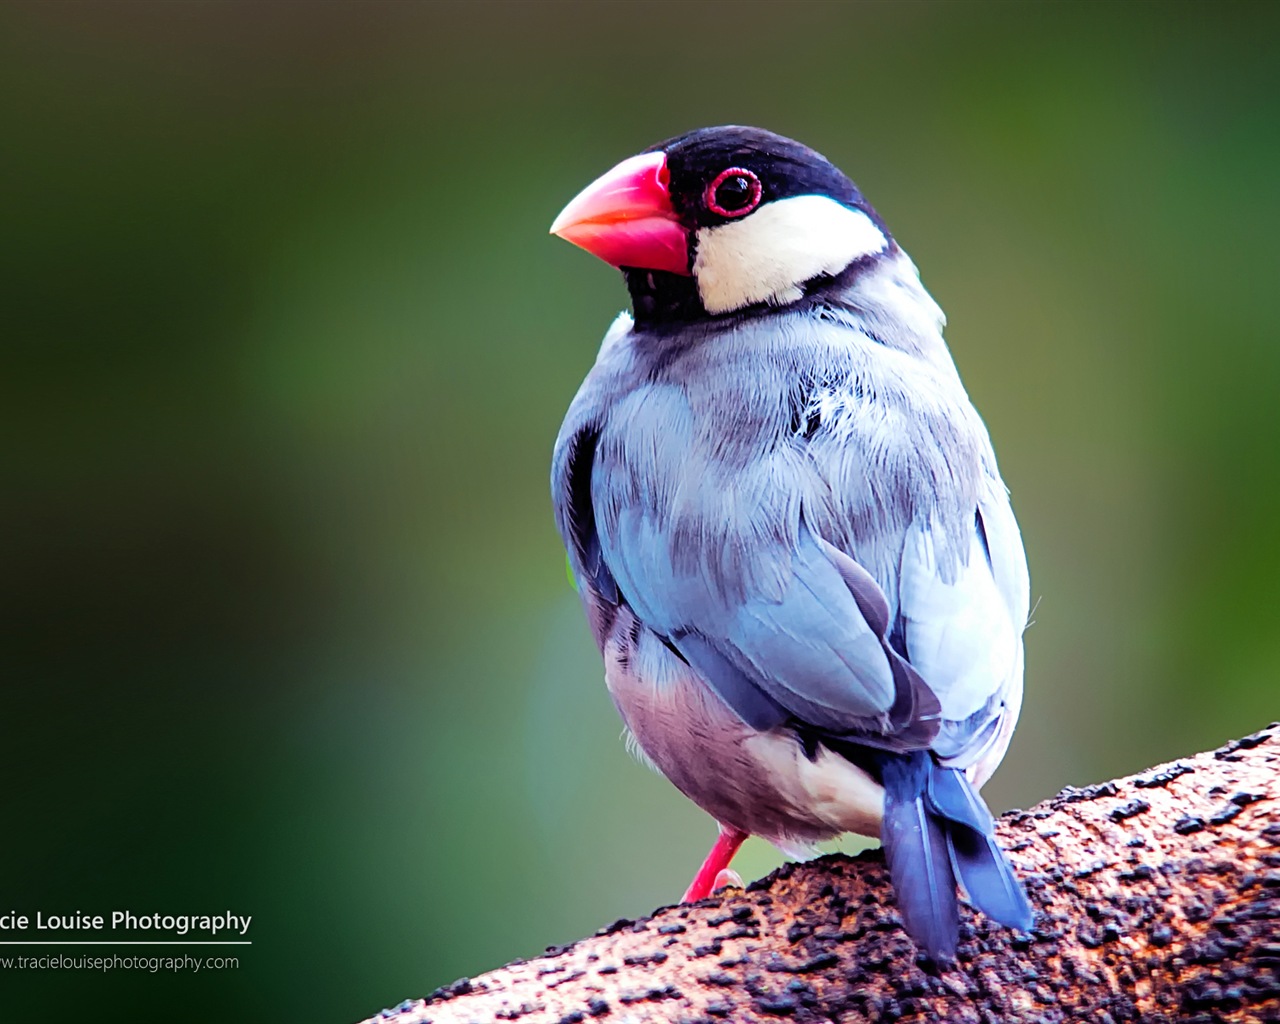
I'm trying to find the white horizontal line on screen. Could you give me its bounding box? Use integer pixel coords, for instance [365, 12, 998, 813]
[0, 941, 251, 946]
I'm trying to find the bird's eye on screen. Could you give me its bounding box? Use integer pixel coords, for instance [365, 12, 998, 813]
[705, 167, 762, 218]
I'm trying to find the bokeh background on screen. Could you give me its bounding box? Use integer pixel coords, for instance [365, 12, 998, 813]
[4, 1, 1278, 1020]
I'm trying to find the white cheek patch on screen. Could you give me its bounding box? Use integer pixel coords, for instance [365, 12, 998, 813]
[693, 195, 889, 315]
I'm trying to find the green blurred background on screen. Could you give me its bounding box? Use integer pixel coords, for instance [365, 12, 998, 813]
[3, 1, 1278, 1019]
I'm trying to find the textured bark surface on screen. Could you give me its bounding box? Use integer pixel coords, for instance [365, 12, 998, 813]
[364, 726, 1280, 1024]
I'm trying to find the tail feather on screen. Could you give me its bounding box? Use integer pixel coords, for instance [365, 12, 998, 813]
[880, 754, 1033, 957]
[926, 763, 993, 833]
[880, 757, 959, 957]
[946, 826, 1034, 931]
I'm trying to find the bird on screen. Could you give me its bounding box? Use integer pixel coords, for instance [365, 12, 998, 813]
[548, 125, 1033, 958]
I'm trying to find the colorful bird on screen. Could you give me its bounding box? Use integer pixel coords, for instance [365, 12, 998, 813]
[549, 126, 1032, 957]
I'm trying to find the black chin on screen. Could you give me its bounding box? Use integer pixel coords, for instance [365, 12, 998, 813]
[622, 268, 706, 325]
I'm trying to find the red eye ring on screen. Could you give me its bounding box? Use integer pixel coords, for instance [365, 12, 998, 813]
[705, 167, 762, 218]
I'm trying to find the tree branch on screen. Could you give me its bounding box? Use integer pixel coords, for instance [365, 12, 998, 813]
[363, 725, 1280, 1023]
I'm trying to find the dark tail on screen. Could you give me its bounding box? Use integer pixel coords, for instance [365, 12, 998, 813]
[880, 752, 1033, 958]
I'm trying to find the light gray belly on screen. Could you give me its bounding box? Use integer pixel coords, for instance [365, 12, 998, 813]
[600, 607, 885, 850]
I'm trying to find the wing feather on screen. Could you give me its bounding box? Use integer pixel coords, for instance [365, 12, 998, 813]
[551, 313, 1025, 761]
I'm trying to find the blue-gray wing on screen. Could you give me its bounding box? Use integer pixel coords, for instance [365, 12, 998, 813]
[553, 379, 941, 750]
[898, 481, 1029, 768]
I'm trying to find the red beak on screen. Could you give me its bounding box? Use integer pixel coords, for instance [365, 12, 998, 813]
[549, 152, 690, 276]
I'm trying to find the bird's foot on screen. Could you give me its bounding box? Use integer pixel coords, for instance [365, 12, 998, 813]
[681, 826, 748, 902]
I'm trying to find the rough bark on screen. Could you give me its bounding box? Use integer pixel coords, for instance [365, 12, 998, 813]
[363, 726, 1280, 1024]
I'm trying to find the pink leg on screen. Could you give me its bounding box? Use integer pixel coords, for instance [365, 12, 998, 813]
[682, 826, 748, 902]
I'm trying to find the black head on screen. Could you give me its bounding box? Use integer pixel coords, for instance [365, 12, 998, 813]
[648, 125, 882, 233]
[551, 125, 894, 324]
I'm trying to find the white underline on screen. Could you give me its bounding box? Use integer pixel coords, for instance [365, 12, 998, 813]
[0, 941, 251, 946]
